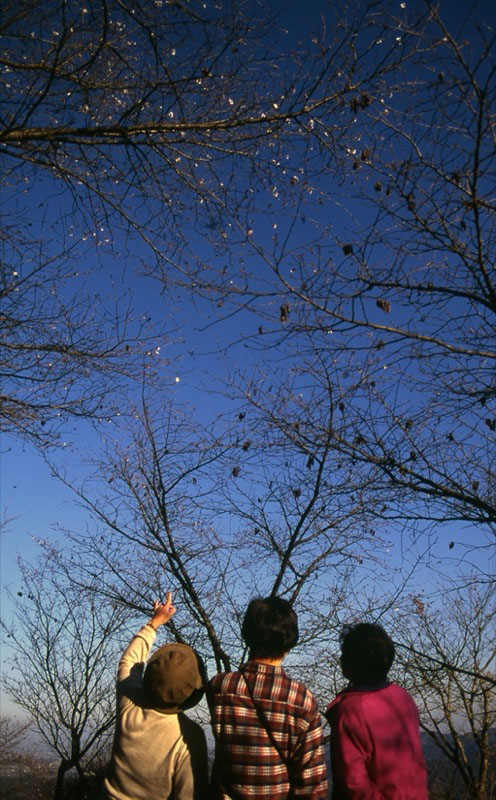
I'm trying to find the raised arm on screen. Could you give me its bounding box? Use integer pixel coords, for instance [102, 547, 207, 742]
[117, 593, 177, 693]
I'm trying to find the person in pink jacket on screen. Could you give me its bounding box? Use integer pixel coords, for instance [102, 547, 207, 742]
[325, 622, 428, 800]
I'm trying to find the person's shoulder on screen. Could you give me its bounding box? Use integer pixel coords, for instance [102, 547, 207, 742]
[386, 683, 418, 705]
[208, 669, 239, 693]
[383, 682, 413, 698]
[208, 669, 230, 685]
[351, 683, 417, 716]
[325, 687, 367, 722]
[285, 673, 320, 713]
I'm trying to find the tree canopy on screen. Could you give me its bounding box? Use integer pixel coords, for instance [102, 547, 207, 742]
[1, 2, 495, 796]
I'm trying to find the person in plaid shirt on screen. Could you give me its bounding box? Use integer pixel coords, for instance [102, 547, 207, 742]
[207, 596, 329, 799]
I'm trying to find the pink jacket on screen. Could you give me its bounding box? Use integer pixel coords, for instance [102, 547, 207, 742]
[325, 683, 428, 800]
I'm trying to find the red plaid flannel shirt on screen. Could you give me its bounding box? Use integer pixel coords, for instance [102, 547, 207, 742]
[207, 661, 329, 800]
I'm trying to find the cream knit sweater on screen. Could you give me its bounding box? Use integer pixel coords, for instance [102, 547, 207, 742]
[104, 624, 208, 800]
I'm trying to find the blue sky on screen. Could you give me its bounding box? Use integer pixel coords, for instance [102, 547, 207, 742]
[1, 0, 495, 720]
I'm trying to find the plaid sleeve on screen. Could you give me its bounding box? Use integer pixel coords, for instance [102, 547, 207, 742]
[291, 705, 329, 799]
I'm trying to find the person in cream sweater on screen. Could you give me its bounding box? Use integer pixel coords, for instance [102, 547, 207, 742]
[105, 592, 208, 800]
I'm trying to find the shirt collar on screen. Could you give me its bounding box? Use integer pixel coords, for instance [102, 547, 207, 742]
[243, 660, 285, 674]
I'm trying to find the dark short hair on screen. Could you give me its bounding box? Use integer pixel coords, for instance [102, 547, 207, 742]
[340, 623, 395, 684]
[242, 596, 299, 659]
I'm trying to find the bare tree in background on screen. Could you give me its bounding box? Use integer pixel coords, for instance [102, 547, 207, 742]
[396, 578, 496, 800]
[1, 548, 126, 800]
[172, 2, 495, 558]
[2, 3, 494, 790]
[54, 396, 402, 680]
[0, 251, 163, 447]
[39, 397, 493, 796]
[0, 714, 31, 766]
[0, 714, 56, 800]
[59, 400, 235, 673]
[2, 0, 492, 536]
[0, 0, 437, 446]
[228, 332, 495, 580]
[1, 0, 426, 251]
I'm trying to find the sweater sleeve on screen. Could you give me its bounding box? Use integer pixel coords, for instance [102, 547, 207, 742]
[116, 624, 156, 700]
[329, 701, 386, 800]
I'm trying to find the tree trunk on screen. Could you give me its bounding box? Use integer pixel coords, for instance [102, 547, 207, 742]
[54, 759, 72, 800]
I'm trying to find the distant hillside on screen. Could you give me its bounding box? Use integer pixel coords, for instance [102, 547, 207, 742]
[421, 729, 496, 799]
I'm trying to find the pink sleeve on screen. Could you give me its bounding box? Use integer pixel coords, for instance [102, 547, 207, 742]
[330, 701, 386, 800]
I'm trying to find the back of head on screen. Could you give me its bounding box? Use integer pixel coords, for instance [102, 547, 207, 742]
[143, 642, 207, 713]
[242, 596, 299, 659]
[340, 623, 395, 685]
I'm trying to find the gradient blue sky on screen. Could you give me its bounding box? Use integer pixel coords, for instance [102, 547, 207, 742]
[2, 0, 495, 718]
